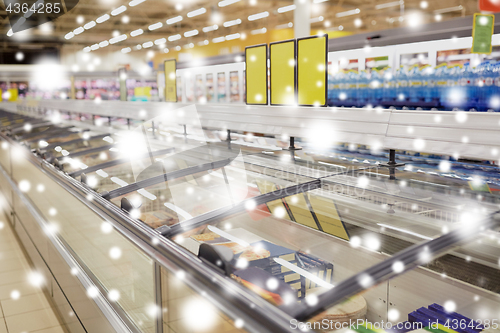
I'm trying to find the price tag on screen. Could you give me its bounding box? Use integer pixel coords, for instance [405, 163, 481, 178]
[472, 13, 495, 54]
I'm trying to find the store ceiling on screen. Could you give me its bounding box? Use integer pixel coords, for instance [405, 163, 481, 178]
[0, 0, 481, 53]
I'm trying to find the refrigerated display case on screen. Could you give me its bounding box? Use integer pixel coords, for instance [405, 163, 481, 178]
[218, 72, 227, 103]
[176, 76, 183, 102]
[195, 74, 204, 103]
[0, 105, 499, 333]
[230, 71, 240, 103]
[207, 73, 215, 102]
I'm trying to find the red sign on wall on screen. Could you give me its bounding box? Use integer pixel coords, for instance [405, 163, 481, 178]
[480, 0, 500, 12]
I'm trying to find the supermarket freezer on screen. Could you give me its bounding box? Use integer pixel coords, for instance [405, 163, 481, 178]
[0, 108, 499, 333]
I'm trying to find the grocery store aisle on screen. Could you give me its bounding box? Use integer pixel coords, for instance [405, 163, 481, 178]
[0, 216, 66, 333]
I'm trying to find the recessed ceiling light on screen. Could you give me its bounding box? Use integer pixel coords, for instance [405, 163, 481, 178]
[111, 6, 127, 16]
[167, 16, 183, 24]
[84, 21, 96, 30]
[76, 15, 84, 24]
[96, 14, 110, 24]
[148, 22, 163, 31]
[168, 34, 181, 41]
[184, 29, 199, 37]
[248, 11, 269, 21]
[130, 29, 143, 37]
[219, 0, 240, 7]
[187, 8, 206, 18]
[129, 0, 146, 6]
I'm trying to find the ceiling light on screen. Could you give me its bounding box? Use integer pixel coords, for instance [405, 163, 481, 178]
[251, 27, 266, 35]
[420, 1, 428, 9]
[310, 16, 324, 23]
[434, 14, 442, 21]
[211, 12, 223, 24]
[65, 32, 75, 39]
[354, 18, 363, 27]
[324, 20, 331, 27]
[121, 15, 130, 24]
[189, 43, 194, 48]
[175, 46, 181, 51]
[375, 1, 401, 9]
[249, 0, 257, 5]
[130, 29, 143, 37]
[96, 14, 110, 23]
[76, 15, 84, 24]
[111, 6, 127, 16]
[278, 4, 295, 13]
[168, 34, 181, 41]
[99, 41, 109, 47]
[129, 0, 146, 6]
[90, 44, 99, 51]
[167, 16, 182, 24]
[154, 38, 166, 45]
[143, 41, 153, 48]
[112, 30, 120, 37]
[184, 29, 199, 37]
[84, 21, 96, 29]
[187, 8, 206, 17]
[74, 27, 84, 35]
[136, 44, 142, 50]
[83, 46, 91, 52]
[198, 40, 208, 46]
[219, 0, 240, 6]
[149, 22, 163, 30]
[313, 0, 328, 3]
[147, 50, 155, 58]
[336, 8, 360, 17]
[248, 11, 269, 21]
[213, 36, 225, 43]
[202, 25, 218, 32]
[225, 33, 240, 40]
[407, 13, 423, 27]
[164, 48, 169, 53]
[175, 3, 182, 10]
[109, 34, 127, 44]
[434, 5, 463, 14]
[276, 22, 293, 29]
[223, 19, 241, 27]
[122, 47, 132, 53]
[6, 29, 13, 37]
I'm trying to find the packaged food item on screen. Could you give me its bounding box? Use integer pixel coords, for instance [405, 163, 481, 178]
[140, 210, 176, 229]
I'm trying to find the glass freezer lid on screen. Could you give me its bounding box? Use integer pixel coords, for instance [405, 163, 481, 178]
[24, 128, 85, 149]
[108, 157, 316, 231]
[59, 148, 119, 174]
[45, 133, 114, 158]
[165, 162, 500, 319]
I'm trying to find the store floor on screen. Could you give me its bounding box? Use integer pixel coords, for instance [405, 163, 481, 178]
[0, 215, 66, 333]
